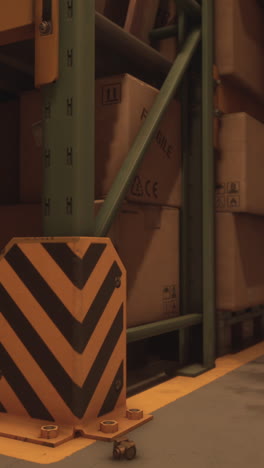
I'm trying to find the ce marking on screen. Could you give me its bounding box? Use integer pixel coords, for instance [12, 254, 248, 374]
[145, 180, 158, 198]
[153, 182, 158, 198]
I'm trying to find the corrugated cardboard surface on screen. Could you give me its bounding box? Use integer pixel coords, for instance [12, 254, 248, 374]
[153, 0, 178, 61]
[216, 113, 264, 214]
[19, 90, 42, 203]
[124, 0, 160, 44]
[0, 0, 33, 32]
[95, 0, 129, 26]
[95, 201, 180, 327]
[216, 212, 264, 310]
[0, 204, 42, 252]
[95, 74, 181, 207]
[215, 0, 264, 102]
[0, 99, 19, 204]
[217, 78, 264, 124]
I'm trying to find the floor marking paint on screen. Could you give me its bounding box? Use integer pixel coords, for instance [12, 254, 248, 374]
[1, 342, 263, 464]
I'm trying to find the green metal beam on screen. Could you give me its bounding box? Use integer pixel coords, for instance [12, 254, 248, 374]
[202, 0, 215, 368]
[149, 24, 178, 40]
[42, 0, 95, 236]
[95, 27, 201, 237]
[176, 0, 201, 18]
[127, 314, 203, 343]
[178, 10, 191, 366]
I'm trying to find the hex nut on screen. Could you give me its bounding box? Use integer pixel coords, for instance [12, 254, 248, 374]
[126, 408, 143, 420]
[40, 425, 59, 439]
[100, 420, 119, 433]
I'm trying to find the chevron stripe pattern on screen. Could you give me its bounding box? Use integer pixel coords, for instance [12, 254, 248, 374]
[0, 237, 127, 426]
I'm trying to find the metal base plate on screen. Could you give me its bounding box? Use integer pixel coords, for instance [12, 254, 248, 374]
[177, 363, 214, 377]
[0, 414, 74, 448]
[0, 411, 153, 447]
[77, 414, 153, 442]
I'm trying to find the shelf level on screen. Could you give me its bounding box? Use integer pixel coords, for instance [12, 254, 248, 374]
[127, 314, 203, 343]
[95, 12, 172, 82]
[0, 11, 173, 94]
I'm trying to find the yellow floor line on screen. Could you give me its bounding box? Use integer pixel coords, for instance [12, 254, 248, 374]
[128, 341, 264, 414]
[0, 341, 263, 464]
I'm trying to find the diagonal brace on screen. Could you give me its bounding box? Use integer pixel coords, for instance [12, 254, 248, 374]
[175, 0, 201, 18]
[95, 28, 201, 237]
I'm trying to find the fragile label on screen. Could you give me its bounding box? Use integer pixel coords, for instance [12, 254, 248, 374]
[141, 108, 174, 159]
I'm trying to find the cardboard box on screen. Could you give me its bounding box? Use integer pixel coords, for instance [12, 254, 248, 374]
[0, 204, 42, 252]
[19, 90, 42, 203]
[0, 200, 180, 327]
[95, 74, 181, 207]
[216, 212, 264, 310]
[216, 113, 264, 215]
[124, 0, 160, 44]
[95, 201, 180, 327]
[153, 0, 178, 61]
[217, 78, 264, 124]
[95, 0, 129, 27]
[0, 99, 19, 203]
[215, 0, 264, 102]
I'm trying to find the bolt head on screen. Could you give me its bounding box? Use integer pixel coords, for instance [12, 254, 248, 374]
[115, 379, 122, 391]
[39, 21, 52, 35]
[115, 277, 121, 288]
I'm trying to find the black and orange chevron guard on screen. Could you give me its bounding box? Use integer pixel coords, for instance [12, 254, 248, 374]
[0, 237, 127, 430]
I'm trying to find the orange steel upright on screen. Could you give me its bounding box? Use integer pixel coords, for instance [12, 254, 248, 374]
[35, 0, 59, 87]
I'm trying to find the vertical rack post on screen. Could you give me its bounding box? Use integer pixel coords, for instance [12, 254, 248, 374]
[202, 0, 215, 368]
[177, 0, 216, 376]
[42, 0, 95, 236]
[178, 9, 191, 366]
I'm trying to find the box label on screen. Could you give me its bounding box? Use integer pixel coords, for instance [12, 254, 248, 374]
[215, 181, 241, 209]
[162, 284, 177, 318]
[227, 195, 240, 208]
[102, 83, 121, 105]
[130, 176, 159, 199]
[227, 181, 240, 194]
[216, 183, 225, 194]
[216, 196, 225, 209]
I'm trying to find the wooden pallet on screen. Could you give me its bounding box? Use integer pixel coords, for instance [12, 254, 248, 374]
[216, 307, 264, 356]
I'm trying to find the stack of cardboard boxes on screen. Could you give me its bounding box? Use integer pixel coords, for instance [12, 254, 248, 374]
[94, 73, 182, 328]
[214, 0, 264, 349]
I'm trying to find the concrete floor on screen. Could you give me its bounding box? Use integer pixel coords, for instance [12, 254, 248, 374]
[1, 353, 264, 468]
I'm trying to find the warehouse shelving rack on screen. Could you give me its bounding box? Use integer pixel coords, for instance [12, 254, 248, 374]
[41, 0, 215, 378]
[0, 0, 215, 380]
